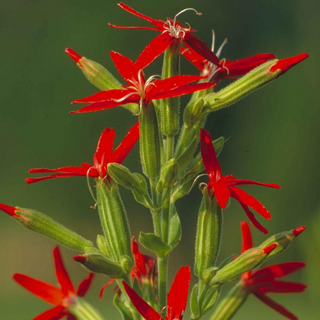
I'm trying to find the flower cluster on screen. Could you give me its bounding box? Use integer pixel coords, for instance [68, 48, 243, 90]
[0, 3, 309, 320]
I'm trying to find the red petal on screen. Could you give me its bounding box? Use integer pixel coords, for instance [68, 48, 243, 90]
[226, 53, 277, 76]
[148, 75, 204, 96]
[240, 221, 253, 253]
[184, 33, 220, 66]
[167, 266, 191, 320]
[269, 53, 309, 74]
[135, 33, 174, 70]
[181, 47, 207, 71]
[109, 122, 140, 164]
[200, 129, 222, 182]
[230, 179, 280, 189]
[123, 282, 161, 320]
[65, 48, 82, 65]
[32, 306, 66, 320]
[93, 128, 115, 170]
[0, 202, 18, 217]
[13, 273, 64, 305]
[254, 293, 298, 320]
[212, 180, 230, 209]
[77, 273, 94, 297]
[108, 23, 160, 31]
[238, 202, 268, 234]
[99, 279, 117, 300]
[53, 247, 75, 296]
[259, 280, 307, 293]
[116, 3, 164, 29]
[252, 262, 306, 281]
[292, 226, 306, 236]
[110, 51, 140, 85]
[66, 315, 77, 320]
[28, 166, 90, 174]
[131, 237, 147, 279]
[229, 187, 272, 220]
[72, 89, 131, 104]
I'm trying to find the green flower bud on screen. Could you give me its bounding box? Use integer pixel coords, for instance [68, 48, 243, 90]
[157, 159, 179, 192]
[0, 203, 93, 252]
[184, 98, 205, 128]
[208, 244, 277, 286]
[74, 253, 125, 278]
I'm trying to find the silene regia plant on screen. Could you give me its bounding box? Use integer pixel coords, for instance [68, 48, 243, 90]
[0, 3, 309, 320]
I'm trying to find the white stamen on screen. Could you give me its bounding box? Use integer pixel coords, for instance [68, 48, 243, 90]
[216, 38, 228, 58]
[211, 30, 216, 52]
[86, 167, 98, 207]
[173, 8, 202, 26]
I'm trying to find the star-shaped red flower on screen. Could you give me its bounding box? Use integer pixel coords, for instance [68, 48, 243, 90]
[100, 237, 157, 299]
[13, 246, 94, 320]
[123, 266, 191, 320]
[26, 123, 139, 184]
[200, 129, 280, 233]
[108, 3, 221, 69]
[240, 221, 307, 320]
[70, 50, 215, 114]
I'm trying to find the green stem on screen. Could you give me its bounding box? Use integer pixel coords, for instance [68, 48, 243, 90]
[69, 297, 105, 320]
[150, 179, 161, 237]
[175, 124, 191, 158]
[158, 256, 168, 310]
[166, 136, 174, 161]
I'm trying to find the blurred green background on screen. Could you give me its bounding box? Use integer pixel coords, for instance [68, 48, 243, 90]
[0, 0, 319, 319]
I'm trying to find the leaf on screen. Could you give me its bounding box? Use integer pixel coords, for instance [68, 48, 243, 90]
[139, 232, 172, 258]
[168, 206, 182, 249]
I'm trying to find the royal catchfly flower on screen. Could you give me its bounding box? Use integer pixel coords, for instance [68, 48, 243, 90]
[26, 123, 139, 184]
[200, 129, 280, 234]
[108, 3, 221, 69]
[123, 266, 191, 320]
[70, 51, 215, 114]
[240, 221, 307, 320]
[99, 236, 157, 299]
[182, 30, 277, 84]
[13, 246, 94, 320]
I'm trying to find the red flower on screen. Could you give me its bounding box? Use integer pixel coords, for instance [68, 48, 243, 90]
[269, 53, 309, 74]
[13, 246, 94, 320]
[100, 237, 157, 299]
[182, 32, 276, 84]
[26, 123, 139, 184]
[123, 266, 191, 320]
[200, 129, 280, 234]
[71, 50, 215, 114]
[240, 221, 307, 320]
[108, 3, 221, 69]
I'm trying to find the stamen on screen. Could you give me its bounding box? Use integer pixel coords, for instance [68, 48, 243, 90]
[216, 38, 228, 58]
[114, 92, 139, 103]
[189, 173, 208, 193]
[173, 8, 202, 26]
[211, 30, 216, 52]
[86, 167, 98, 207]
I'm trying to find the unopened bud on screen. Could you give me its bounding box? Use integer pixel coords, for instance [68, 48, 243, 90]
[203, 53, 309, 114]
[108, 163, 147, 194]
[184, 98, 205, 128]
[157, 159, 179, 192]
[259, 226, 306, 260]
[208, 244, 277, 286]
[0, 203, 93, 252]
[121, 255, 134, 275]
[74, 253, 125, 278]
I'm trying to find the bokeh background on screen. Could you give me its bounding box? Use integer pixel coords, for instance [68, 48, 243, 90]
[0, 0, 319, 319]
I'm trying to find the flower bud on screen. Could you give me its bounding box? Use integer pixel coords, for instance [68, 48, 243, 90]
[121, 255, 134, 275]
[190, 284, 200, 319]
[259, 226, 306, 260]
[195, 189, 222, 277]
[65, 48, 139, 114]
[208, 244, 277, 286]
[107, 163, 148, 194]
[0, 203, 93, 252]
[209, 282, 249, 320]
[96, 179, 132, 264]
[74, 252, 125, 278]
[183, 98, 205, 128]
[203, 53, 309, 114]
[156, 159, 179, 193]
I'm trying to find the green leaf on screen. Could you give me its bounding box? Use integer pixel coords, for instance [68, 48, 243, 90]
[139, 232, 172, 258]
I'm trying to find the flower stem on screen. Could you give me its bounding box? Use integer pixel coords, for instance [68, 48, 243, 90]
[158, 256, 168, 310]
[166, 135, 174, 161]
